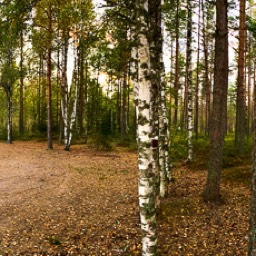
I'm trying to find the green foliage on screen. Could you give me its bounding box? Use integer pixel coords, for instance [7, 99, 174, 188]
[169, 128, 188, 161]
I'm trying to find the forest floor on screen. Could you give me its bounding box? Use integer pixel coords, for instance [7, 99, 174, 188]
[0, 141, 251, 255]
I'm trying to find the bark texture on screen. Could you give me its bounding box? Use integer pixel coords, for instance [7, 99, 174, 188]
[248, 58, 256, 256]
[137, 1, 158, 254]
[204, 0, 228, 202]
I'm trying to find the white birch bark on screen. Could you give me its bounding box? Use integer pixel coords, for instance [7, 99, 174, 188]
[186, 0, 193, 162]
[60, 37, 69, 147]
[61, 35, 79, 151]
[157, 0, 171, 197]
[137, 1, 158, 254]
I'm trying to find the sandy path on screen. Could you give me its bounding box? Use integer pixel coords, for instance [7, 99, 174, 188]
[0, 141, 139, 255]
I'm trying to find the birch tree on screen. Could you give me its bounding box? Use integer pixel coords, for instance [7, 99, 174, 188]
[137, 0, 158, 253]
[0, 1, 20, 144]
[186, 0, 193, 162]
[61, 34, 79, 151]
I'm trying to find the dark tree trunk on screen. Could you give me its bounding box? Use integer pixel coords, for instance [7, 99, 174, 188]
[235, 0, 246, 154]
[248, 57, 256, 256]
[6, 87, 12, 144]
[47, 6, 53, 150]
[202, 0, 211, 136]
[204, 0, 228, 202]
[173, 0, 180, 127]
[19, 30, 24, 136]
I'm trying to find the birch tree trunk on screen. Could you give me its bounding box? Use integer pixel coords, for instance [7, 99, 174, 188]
[61, 36, 69, 148]
[137, 1, 158, 254]
[186, 0, 193, 162]
[61, 35, 79, 151]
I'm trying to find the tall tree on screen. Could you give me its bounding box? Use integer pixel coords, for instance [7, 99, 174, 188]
[248, 56, 256, 256]
[173, 0, 180, 127]
[235, 0, 247, 154]
[204, 0, 229, 202]
[194, 0, 201, 139]
[0, 1, 21, 143]
[202, 0, 214, 136]
[186, 0, 193, 162]
[137, 0, 158, 253]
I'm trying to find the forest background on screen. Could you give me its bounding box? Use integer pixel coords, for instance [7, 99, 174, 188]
[0, 0, 256, 255]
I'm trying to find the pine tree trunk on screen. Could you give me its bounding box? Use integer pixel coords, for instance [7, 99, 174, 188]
[78, 43, 85, 135]
[202, 0, 211, 136]
[194, 0, 201, 139]
[6, 87, 12, 144]
[204, 0, 228, 202]
[248, 34, 253, 136]
[19, 29, 24, 136]
[46, 6, 53, 150]
[248, 57, 256, 255]
[235, 0, 246, 154]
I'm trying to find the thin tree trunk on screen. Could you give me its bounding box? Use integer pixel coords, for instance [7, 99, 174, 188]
[194, 0, 201, 139]
[121, 67, 128, 140]
[6, 87, 12, 144]
[19, 29, 24, 136]
[248, 34, 253, 136]
[186, 0, 193, 162]
[248, 57, 256, 256]
[235, 0, 246, 154]
[173, 0, 180, 127]
[47, 6, 53, 150]
[202, 0, 211, 136]
[78, 43, 84, 135]
[61, 36, 68, 147]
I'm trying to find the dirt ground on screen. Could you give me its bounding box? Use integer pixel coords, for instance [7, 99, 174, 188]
[0, 141, 251, 255]
[0, 141, 140, 255]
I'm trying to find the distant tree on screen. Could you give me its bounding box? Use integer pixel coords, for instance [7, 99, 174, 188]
[0, 1, 21, 143]
[204, 0, 229, 202]
[186, 0, 193, 162]
[202, 0, 214, 136]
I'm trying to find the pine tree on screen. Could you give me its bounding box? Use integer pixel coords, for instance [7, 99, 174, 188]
[204, 0, 229, 202]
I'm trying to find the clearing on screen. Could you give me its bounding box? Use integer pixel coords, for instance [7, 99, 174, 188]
[0, 141, 251, 255]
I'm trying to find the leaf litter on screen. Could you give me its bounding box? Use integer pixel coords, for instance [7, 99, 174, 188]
[0, 141, 251, 255]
